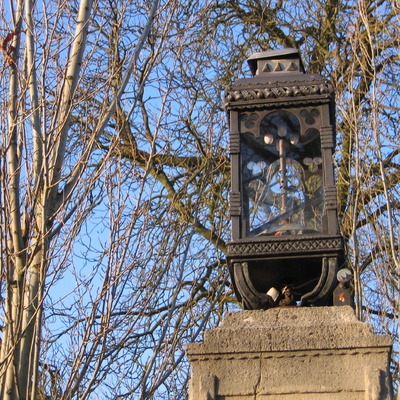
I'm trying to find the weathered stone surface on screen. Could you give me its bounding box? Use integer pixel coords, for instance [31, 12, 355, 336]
[187, 306, 393, 400]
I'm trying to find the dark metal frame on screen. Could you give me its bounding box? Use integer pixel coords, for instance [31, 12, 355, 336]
[225, 49, 344, 309]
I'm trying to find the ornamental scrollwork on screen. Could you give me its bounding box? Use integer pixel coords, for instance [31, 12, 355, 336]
[225, 82, 334, 103]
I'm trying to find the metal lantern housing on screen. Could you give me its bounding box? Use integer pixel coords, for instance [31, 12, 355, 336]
[226, 49, 344, 309]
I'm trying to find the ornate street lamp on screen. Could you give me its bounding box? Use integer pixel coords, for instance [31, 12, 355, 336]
[226, 48, 345, 309]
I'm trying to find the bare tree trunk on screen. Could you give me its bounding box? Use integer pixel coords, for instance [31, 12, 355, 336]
[2, 1, 25, 397]
[0, 0, 165, 397]
[1, 0, 94, 398]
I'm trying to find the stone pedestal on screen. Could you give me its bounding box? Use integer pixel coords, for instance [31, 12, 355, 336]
[187, 307, 393, 400]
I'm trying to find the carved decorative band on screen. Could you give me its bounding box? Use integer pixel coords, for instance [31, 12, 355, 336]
[227, 237, 343, 257]
[229, 192, 241, 216]
[324, 186, 338, 210]
[225, 82, 333, 103]
[320, 126, 334, 149]
[229, 131, 240, 154]
[226, 99, 328, 110]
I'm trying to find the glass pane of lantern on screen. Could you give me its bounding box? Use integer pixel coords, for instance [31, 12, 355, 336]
[241, 110, 324, 237]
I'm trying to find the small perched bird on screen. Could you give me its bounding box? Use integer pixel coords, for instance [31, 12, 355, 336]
[279, 286, 296, 306]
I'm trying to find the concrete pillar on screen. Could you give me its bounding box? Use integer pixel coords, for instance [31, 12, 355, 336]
[187, 306, 393, 400]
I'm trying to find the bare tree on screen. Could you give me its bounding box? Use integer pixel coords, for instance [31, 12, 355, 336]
[0, 0, 173, 398]
[1, 0, 233, 398]
[1, 0, 399, 398]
